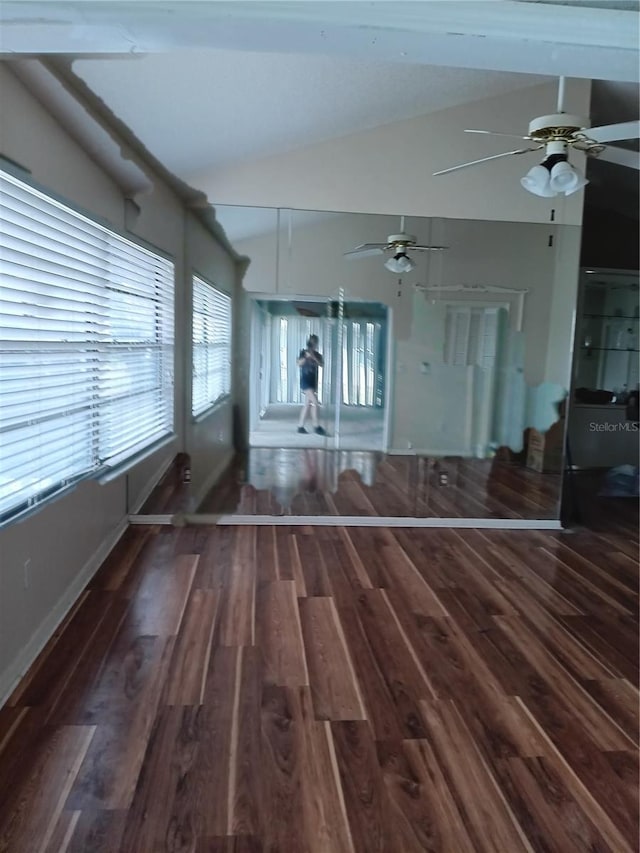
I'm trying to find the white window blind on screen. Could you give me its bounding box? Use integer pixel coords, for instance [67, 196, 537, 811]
[0, 169, 175, 521]
[192, 276, 231, 416]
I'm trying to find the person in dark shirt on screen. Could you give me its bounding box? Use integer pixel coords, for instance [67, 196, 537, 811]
[297, 334, 326, 435]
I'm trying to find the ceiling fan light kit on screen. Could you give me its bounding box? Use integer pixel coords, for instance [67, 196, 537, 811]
[520, 140, 588, 198]
[520, 164, 558, 197]
[384, 252, 415, 273]
[343, 216, 447, 272]
[433, 77, 640, 196]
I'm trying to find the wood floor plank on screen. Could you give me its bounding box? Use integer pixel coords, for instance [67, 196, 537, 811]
[331, 720, 406, 852]
[334, 602, 404, 742]
[255, 526, 279, 583]
[292, 530, 332, 596]
[351, 589, 434, 738]
[286, 530, 308, 596]
[401, 738, 479, 853]
[118, 527, 178, 601]
[299, 596, 366, 721]
[406, 610, 547, 760]
[165, 589, 218, 705]
[67, 635, 175, 809]
[501, 755, 615, 852]
[89, 527, 152, 592]
[65, 809, 127, 853]
[604, 749, 639, 801]
[0, 706, 29, 756]
[5, 592, 91, 709]
[582, 678, 639, 745]
[45, 598, 131, 727]
[336, 528, 375, 589]
[193, 646, 242, 837]
[194, 525, 235, 589]
[130, 554, 198, 636]
[0, 725, 95, 853]
[378, 542, 449, 617]
[514, 696, 638, 853]
[419, 699, 534, 853]
[1, 521, 637, 853]
[257, 580, 309, 688]
[218, 528, 256, 647]
[557, 615, 639, 684]
[228, 647, 261, 838]
[485, 579, 621, 683]
[259, 685, 308, 852]
[494, 615, 635, 753]
[297, 688, 356, 853]
[377, 739, 468, 852]
[195, 837, 263, 853]
[43, 809, 81, 853]
[119, 705, 199, 852]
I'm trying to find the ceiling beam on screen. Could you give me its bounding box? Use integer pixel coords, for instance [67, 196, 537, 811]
[1, 1, 638, 81]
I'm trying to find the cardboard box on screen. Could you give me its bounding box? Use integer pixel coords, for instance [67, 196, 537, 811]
[526, 421, 565, 473]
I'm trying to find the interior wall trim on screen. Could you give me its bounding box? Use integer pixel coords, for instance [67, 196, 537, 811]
[0, 516, 129, 709]
[180, 514, 562, 529]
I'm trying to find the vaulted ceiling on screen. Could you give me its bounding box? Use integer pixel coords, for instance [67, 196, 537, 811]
[1, 1, 638, 227]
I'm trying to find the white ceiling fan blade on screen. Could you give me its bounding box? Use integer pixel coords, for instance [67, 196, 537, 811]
[465, 129, 532, 141]
[587, 120, 640, 144]
[344, 244, 385, 260]
[410, 245, 448, 252]
[596, 146, 640, 170]
[433, 147, 542, 176]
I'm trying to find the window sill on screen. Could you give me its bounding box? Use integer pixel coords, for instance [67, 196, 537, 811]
[97, 433, 177, 485]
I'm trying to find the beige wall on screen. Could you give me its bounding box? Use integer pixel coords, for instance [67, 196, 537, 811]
[0, 64, 239, 704]
[197, 79, 590, 226]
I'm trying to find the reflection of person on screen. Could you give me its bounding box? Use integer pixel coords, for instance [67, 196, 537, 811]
[300, 449, 319, 492]
[297, 334, 326, 435]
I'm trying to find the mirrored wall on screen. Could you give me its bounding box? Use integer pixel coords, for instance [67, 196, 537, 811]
[140, 206, 584, 521]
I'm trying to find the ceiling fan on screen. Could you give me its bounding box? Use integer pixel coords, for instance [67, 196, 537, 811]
[433, 77, 640, 197]
[344, 216, 447, 273]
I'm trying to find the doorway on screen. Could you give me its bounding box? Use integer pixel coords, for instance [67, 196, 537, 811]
[248, 296, 390, 451]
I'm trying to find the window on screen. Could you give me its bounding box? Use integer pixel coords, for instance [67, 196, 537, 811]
[271, 316, 329, 404]
[444, 305, 500, 368]
[192, 276, 231, 416]
[0, 169, 175, 521]
[267, 315, 383, 408]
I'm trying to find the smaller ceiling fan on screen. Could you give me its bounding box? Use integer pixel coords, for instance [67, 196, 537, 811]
[344, 216, 447, 273]
[433, 77, 640, 197]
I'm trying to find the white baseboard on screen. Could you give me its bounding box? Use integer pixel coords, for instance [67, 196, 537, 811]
[387, 449, 476, 457]
[128, 514, 175, 525]
[186, 514, 562, 530]
[0, 516, 129, 709]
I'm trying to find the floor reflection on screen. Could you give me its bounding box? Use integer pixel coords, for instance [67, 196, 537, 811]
[196, 449, 561, 519]
[249, 404, 385, 451]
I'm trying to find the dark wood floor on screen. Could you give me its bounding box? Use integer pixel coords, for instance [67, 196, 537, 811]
[142, 450, 561, 518]
[0, 516, 637, 851]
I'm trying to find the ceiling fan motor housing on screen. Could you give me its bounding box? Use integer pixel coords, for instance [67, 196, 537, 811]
[387, 233, 416, 246]
[528, 113, 589, 140]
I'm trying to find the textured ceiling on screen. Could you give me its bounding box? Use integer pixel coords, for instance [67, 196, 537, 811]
[4, 0, 637, 221]
[73, 52, 551, 179]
